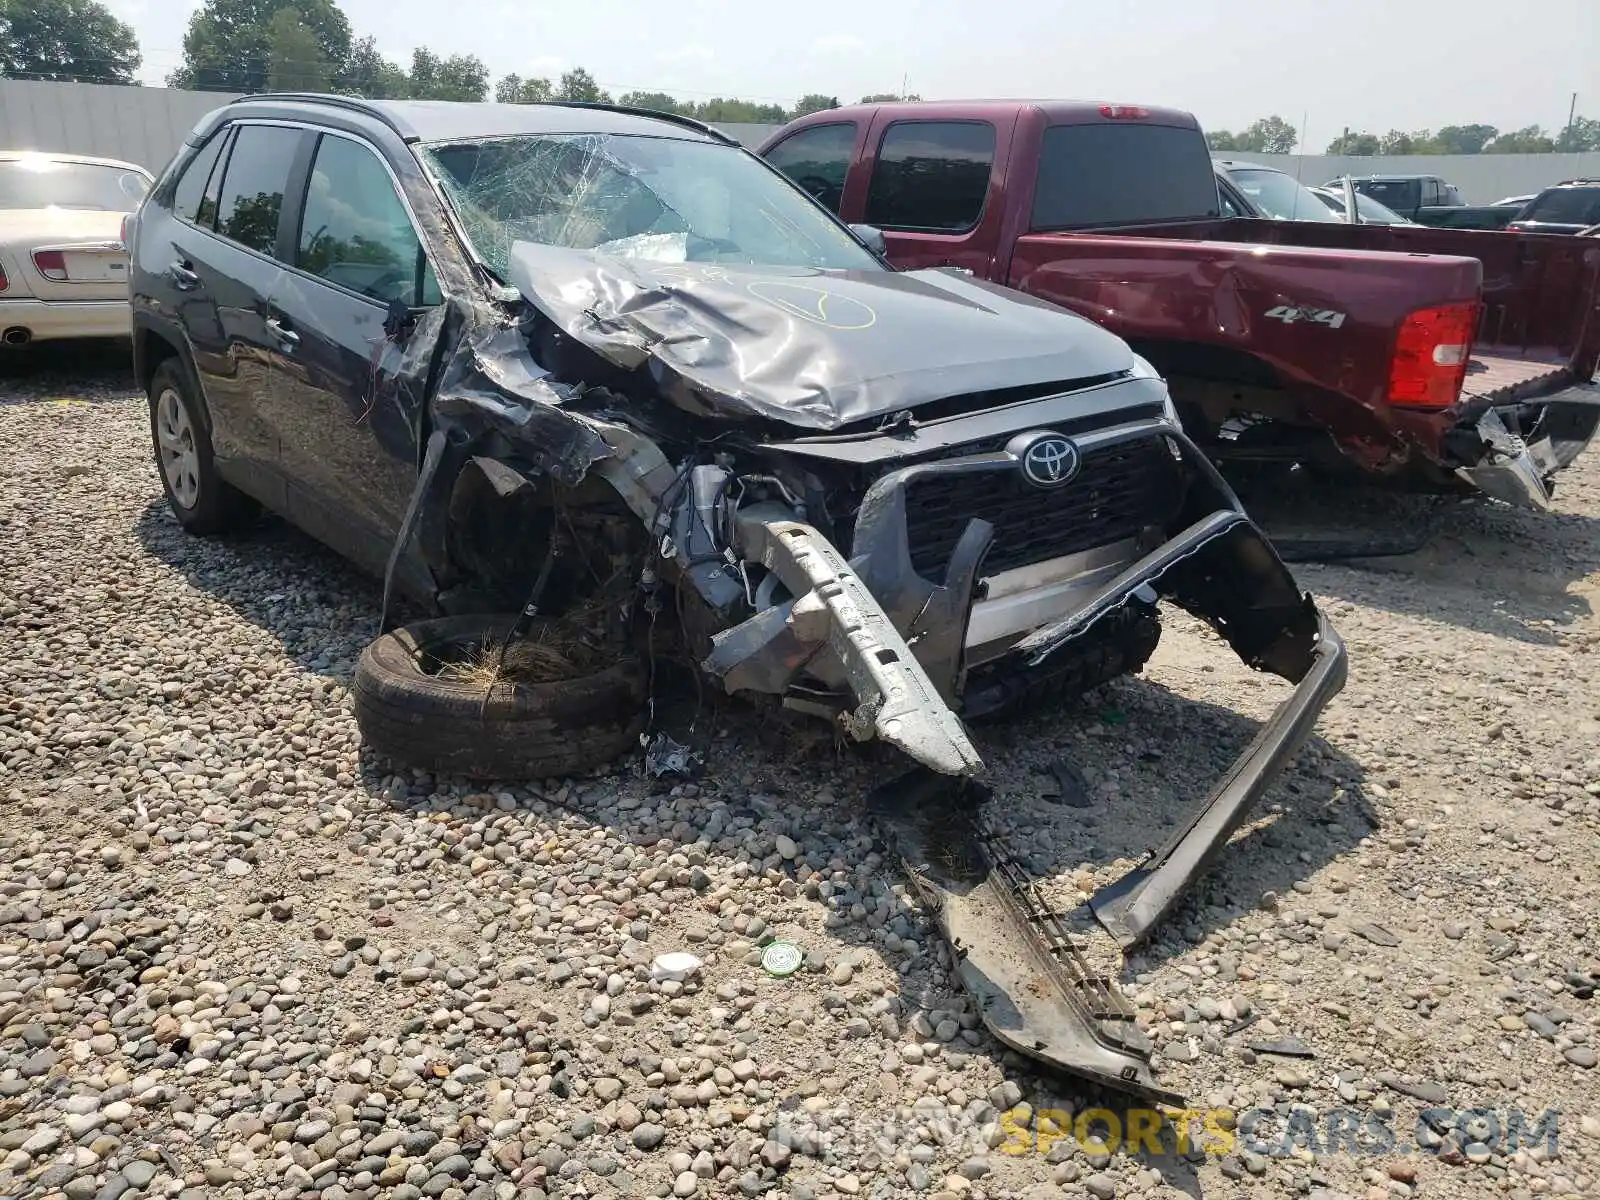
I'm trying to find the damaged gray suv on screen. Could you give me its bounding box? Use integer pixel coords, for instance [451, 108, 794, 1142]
[132, 95, 1345, 1097]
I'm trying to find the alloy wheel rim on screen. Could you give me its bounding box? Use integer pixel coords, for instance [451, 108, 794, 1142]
[155, 388, 201, 509]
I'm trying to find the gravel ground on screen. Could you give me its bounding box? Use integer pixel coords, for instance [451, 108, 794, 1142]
[1, 351, 1597, 1200]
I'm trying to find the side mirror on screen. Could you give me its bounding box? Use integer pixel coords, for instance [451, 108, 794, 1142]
[848, 223, 888, 256]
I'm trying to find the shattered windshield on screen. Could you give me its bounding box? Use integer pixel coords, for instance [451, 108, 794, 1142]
[420, 133, 882, 278]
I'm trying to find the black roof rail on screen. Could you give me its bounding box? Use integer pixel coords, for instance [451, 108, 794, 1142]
[540, 100, 739, 145]
[225, 93, 740, 146]
[230, 92, 406, 133]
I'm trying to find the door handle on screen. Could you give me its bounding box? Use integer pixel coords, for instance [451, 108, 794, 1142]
[265, 316, 300, 349]
[168, 261, 200, 290]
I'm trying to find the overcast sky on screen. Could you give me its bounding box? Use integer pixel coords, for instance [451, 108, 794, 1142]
[103, 0, 1596, 152]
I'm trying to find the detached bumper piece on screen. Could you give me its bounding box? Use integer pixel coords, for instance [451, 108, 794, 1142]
[1089, 608, 1345, 945]
[871, 770, 1183, 1105]
[870, 495, 1344, 1100]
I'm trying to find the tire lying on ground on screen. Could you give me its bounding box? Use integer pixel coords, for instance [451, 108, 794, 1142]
[352, 614, 648, 780]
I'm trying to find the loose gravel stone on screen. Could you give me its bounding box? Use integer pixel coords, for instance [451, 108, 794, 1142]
[2, 372, 1599, 1200]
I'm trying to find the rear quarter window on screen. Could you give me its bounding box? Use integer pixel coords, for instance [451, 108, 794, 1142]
[1356, 179, 1419, 212]
[171, 130, 228, 225]
[1032, 123, 1220, 229]
[764, 122, 856, 214]
[865, 121, 995, 232]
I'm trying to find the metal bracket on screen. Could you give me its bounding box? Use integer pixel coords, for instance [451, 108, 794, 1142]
[705, 503, 983, 777]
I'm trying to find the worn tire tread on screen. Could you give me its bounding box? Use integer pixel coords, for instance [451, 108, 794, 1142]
[352, 615, 647, 780]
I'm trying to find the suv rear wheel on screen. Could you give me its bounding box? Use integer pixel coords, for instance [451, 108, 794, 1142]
[148, 357, 255, 534]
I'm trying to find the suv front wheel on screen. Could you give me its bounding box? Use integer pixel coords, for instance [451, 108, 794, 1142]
[148, 357, 255, 534]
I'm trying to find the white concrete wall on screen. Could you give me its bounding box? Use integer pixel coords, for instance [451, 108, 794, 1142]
[0, 80, 240, 175]
[5, 81, 1595, 201]
[1211, 150, 1600, 205]
[0, 80, 776, 171]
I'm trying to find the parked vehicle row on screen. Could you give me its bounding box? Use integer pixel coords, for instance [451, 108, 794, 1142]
[0, 86, 1586, 1109]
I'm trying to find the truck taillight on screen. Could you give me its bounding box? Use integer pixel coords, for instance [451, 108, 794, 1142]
[1098, 105, 1150, 120]
[32, 250, 68, 281]
[0, 264, 7, 292]
[119, 214, 134, 253]
[1388, 302, 1477, 408]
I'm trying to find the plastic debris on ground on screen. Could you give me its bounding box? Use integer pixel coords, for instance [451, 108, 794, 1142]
[1042, 756, 1093, 808]
[642, 732, 700, 781]
[650, 952, 703, 983]
[760, 942, 804, 978]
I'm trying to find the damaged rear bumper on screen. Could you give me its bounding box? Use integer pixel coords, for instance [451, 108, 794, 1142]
[1450, 379, 1600, 509]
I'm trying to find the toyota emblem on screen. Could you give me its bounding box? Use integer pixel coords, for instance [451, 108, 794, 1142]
[1013, 432, 1081, 488]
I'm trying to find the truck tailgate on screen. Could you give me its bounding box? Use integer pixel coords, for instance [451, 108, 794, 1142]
[1206, 221, 1600, 397]
[1007, 231, 1483, 417]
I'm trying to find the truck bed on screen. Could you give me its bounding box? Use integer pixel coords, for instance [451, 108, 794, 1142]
[1462, 355, 1571, 405]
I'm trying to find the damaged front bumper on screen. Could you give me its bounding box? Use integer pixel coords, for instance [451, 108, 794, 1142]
[703, 420, 1346, 1101]
[702, 418, 1343, 774]
[865, 513, 1344, 1103]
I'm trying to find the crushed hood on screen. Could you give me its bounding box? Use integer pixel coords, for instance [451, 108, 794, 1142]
[506, 244, 1136, 430]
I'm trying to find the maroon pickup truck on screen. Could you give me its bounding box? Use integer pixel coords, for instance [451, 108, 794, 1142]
[759, 102, 1600, 509]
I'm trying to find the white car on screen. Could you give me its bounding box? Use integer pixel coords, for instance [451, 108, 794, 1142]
[0, 151, 153, 346]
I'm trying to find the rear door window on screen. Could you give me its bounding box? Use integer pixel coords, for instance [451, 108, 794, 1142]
[212, 124, 303, 257]
[763, 122, 856, 214]
[1357, 179, 1418, 212]
[294, 133, 440, 306]
[172, 130, 228, 225]
[865, 121, 995, 232]
[1524, 187, 1600, 224]
[1032, 123, 1220, 229]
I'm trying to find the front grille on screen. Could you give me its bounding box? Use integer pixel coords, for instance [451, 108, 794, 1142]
[901, 437, 1186, 578]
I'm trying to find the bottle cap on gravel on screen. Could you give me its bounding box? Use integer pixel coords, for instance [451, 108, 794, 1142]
[760, 941, 804, 977]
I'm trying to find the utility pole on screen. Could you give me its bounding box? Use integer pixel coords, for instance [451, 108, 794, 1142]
[1564, 92, 1578, 150]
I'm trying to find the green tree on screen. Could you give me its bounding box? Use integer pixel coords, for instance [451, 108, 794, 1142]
[0, 0, 141, 84]
[170, 0, 350, 92]
[555, 67, 609, 103]
[1326, 131, 1381, 155]
[793, 93, 840, 117]
[1378, 129, 1436, 155]
[338, 35, 407, 99]
[689, 97, 789, 123]
[616, 89, 683, 113]
[496, 73, 553, 103]
[1206, 130, 1242, 151]
[1487, 125, 1555, 153]
[265, 7, 329, 91]
[1241, 115, 1297, 154]
[407, 47, 488, 101]
[1432, 123, 1498, 154]
[1555, 116, 1600, 153]
[859, 91, 921, 103]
